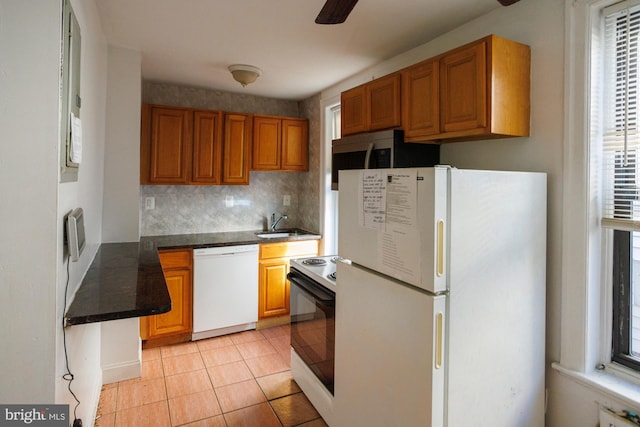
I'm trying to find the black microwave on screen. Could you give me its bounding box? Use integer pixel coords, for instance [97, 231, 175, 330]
[331, 129, 440, 190]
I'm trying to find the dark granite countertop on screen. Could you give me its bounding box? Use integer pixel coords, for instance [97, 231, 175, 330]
[64, 242, 171, 326]
[139, 228, 321, 251]
[64, 229, 320, 326]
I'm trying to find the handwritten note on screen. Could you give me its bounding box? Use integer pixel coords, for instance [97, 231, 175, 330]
[358, 170, 387, 230]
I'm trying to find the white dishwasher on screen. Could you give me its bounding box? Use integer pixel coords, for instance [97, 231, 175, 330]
[192, 244, 259, 341]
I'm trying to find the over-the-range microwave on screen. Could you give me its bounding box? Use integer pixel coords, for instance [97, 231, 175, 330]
[331, 129, 440, 190]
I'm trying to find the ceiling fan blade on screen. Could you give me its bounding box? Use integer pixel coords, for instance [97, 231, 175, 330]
[497, 0, 520, 5]
[315, 0, 359, 24]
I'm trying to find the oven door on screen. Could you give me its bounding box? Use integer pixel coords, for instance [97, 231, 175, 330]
[288, 269, 335, 394]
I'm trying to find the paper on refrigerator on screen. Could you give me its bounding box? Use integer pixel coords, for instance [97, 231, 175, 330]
[358, 170, 387, 230]
[385, 169, 417, 228]
[379, 170, 420, 283]
[357, 169, 421, 283]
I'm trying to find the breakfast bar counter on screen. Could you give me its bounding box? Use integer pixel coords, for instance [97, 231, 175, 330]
[64, 242, 170, 326]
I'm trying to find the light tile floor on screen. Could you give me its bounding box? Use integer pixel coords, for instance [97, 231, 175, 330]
[95, 325, 328, 427]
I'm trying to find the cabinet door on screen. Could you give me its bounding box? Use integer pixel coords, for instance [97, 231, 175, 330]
[252, 116, 281, 170]
[223, 113, 251, 185]
[148, 268, 192, 337]
[192, 110, 222, 184]
[367, 73, 401, 131]
[282, 119, 308, 171]
[402, 59, 439, 141]
[341, 85, 367, 136]
[440, 41, 487, 133]
[258, 240, 319, 319]
[258, 258, 290, 319]
[143, 105, 192, 184]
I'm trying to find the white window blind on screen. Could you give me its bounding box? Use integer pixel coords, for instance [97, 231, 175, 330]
[602, 2, 640, 230]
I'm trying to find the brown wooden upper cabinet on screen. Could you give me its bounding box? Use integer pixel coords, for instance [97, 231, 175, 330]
[341, 35, 530, 143]
[141, 104, 250, 185]
[252, 115, 309, 172]
[141, 104, 193, 184]
[192, 110, 223, 184]
[401, 58, 439, 140]
[253, 115, 281, 170]
[222, 113, 252, 185]
[401, 34, 531, 143]
[341, 73, 401, 136]
[341, 85, 366, 135]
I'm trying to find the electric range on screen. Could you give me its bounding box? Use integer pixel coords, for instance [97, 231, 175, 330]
[287, 255, 346, 426]
[289, 255, 344, 290]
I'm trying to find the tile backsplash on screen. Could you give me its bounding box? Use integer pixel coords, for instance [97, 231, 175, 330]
[141, 172, 304, 235]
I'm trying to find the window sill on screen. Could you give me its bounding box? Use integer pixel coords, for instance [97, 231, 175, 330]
[552, 362, 640, 409]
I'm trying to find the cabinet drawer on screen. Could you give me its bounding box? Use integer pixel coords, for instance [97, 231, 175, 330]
[159, 249, 192, 270]
[259, 240, 318, 260]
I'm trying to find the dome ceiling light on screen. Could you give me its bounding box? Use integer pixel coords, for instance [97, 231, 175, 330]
[228, 64, 262, 87]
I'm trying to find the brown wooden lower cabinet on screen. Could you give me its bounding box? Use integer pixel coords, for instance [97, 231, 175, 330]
[258, 240, 318, 319]
[141, 249, 193, 348]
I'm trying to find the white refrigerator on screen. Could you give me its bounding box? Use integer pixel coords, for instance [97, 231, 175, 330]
[334, 167, 546, 427]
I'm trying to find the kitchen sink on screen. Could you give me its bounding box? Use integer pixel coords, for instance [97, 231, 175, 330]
[255, 229, 317, 239]
[256, 232, 291, 238]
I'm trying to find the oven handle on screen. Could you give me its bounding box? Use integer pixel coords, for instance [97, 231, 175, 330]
[287, 270, 335, 304]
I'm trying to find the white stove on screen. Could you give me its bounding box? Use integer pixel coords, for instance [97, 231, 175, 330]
[289, 255, 345, 290]
[288, 254, 346, 425]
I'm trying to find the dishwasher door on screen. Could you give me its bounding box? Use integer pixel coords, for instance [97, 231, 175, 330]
[192, 244, 259, 340]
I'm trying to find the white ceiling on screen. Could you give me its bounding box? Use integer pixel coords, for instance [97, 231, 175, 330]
[95, 0, 504, 100]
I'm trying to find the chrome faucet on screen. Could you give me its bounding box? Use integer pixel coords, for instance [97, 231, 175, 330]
[270, 213, 288, 231]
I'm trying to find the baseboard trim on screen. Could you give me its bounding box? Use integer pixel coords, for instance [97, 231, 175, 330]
[102, 359, 141, 385]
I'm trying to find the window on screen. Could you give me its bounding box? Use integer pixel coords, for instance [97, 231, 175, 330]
[322, 103, 341, 255]
[602, 1, 640, 371]
[330, 104, 341, 141]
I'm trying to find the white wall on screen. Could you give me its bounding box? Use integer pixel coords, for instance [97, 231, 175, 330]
[55, 0, 108, 424]
[0, 0, 61, 403]
[102, 46, 141, 243]
[101, 317, 141, 384]
[0, 1, 108, 421]
[434, 0, 565, 366]
[99, 45, 144, 387]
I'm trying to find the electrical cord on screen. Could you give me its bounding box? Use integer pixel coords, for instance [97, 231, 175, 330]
[62, 256, 81, 422]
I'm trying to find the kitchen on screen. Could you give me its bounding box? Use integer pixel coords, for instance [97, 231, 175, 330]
[1, 0, 636, 426]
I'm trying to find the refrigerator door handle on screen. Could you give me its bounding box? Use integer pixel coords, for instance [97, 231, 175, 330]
[436, 220, 445, 277]
[435, 312, 444, 369]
